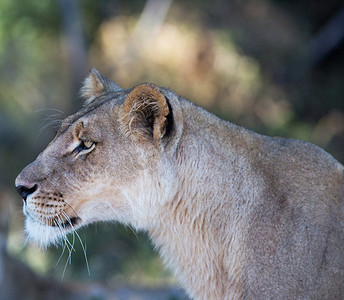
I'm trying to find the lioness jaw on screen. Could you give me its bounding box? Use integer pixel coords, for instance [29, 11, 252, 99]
[15, 69, 344, 299]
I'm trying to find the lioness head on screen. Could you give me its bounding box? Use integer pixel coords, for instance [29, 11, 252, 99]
[15, 69, 181, 247]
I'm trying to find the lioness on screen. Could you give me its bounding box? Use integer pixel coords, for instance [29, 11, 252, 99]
[15, 69, 344, 299]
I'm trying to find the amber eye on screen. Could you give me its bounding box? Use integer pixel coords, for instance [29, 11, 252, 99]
[72, 140, 95, 157]
[83, 140, 93, 149]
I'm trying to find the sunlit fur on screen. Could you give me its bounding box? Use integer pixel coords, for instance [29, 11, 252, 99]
[16, 70, 344, 299]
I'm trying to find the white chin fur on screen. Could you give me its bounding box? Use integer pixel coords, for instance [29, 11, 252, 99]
[25, 217, 64, 249]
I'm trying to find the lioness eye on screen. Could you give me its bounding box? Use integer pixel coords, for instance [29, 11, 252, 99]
[72, 140, 95, 157]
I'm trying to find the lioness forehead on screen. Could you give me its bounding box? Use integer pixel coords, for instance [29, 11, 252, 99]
[57, 91, 128, 136]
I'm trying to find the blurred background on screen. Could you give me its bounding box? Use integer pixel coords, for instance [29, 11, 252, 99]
[1, 0, 344, 299]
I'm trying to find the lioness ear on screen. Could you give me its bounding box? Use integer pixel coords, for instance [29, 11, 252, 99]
[80, 68, 121, 104]
[120, 84, 170, 145]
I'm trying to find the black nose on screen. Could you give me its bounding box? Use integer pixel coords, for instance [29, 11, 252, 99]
[16, 184, 38, 201]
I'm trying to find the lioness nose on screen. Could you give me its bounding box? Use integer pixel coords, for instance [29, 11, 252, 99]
[16, 184, 38, 201]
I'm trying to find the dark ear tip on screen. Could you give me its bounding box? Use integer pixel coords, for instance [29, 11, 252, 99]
[90, 68, 101, 79]
[80, 69, 122, 104]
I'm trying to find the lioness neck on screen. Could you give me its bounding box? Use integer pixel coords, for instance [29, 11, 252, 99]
[148, 102, 256, 299]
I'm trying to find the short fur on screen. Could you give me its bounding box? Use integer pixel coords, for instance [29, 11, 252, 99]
[15, 69, 344, 299]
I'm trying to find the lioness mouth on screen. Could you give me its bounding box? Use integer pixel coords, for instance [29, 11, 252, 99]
[51, 216, 81, 229]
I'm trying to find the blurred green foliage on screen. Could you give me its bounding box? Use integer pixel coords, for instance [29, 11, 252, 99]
[1, 0, 344, 293]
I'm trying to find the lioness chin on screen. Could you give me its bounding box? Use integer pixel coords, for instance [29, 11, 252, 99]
[15, 69, 344, 299]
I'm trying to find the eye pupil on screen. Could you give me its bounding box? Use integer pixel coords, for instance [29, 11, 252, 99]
[80, 141, 87, 150]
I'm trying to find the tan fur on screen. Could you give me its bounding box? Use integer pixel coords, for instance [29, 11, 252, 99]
[120, 84, 170, 145]
[16, 69, 344, 299]
[80, 68, 121, 105]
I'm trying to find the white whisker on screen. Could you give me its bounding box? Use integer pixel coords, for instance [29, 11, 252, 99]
[75, 230, 90, 276]
[36, 109, 66, 136]
[106, 202, 140, 242]
[60, 210, 91, 276]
